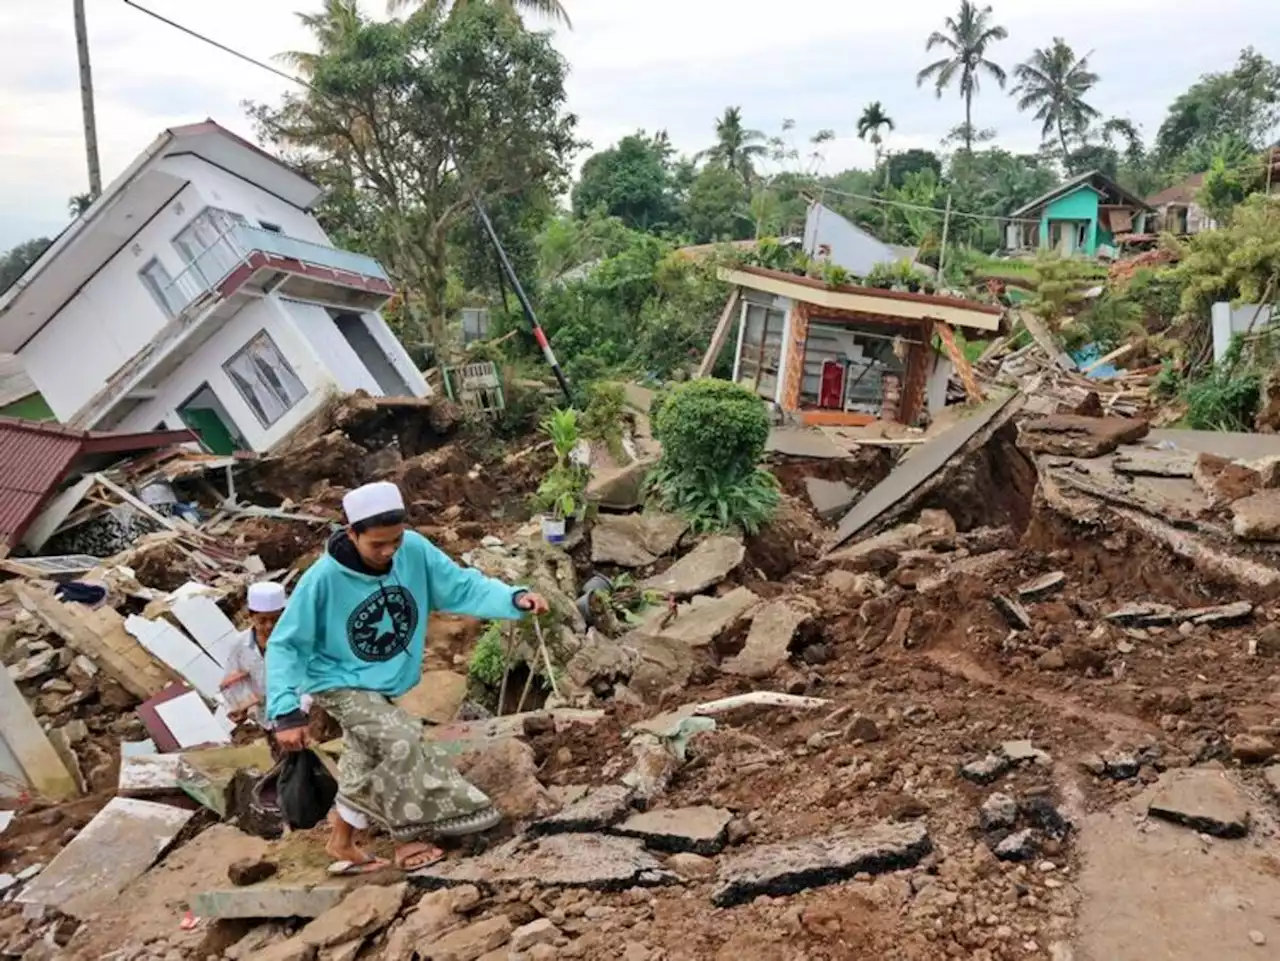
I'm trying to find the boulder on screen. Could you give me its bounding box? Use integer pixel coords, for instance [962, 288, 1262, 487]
[587, 461, 654, 512]
[395, 670, 468, 724]
[383, 886, 482, 961]
[824, 524, 923, 573]
[636, 588, 760, 649]
[804, 478, 857, 521]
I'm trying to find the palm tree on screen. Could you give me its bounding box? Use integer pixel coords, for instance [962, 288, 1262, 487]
[1012, 38, 1101, 168]
[857, 102, 895, 187]
[916, 1, 1008, 153]
[279, 0, 364, 77]
[699, 107, 768, 186]
[386, 0, 571, 29]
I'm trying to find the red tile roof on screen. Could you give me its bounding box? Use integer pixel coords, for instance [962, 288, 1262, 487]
[0, 418, 196, 554]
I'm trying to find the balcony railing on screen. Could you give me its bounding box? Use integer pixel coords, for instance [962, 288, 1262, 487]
[160, 224, 390, 317]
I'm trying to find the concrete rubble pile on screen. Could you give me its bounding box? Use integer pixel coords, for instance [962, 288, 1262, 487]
[4, 381, 1280, 961]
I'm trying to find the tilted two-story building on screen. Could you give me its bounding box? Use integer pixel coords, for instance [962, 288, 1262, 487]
[0, 121, 428, 454]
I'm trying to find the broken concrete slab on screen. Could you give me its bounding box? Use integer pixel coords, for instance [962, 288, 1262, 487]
[1147, 768, 1251, 838]
[640, 536, 745, 598]
[711, 820, 931, 908]
[1113, 448, 1197, 478]
[638, 587, 760, 649]
[992, 595, 1032, 631]
[824, 523, 923, 572]
[1184, 601, 1254, 627]
[916, 549, 1017, 594]
[767, 427, 850, 460]
[525, 785, 635, 837]
[1194, 453, 1262, 506]
[17, 798, 193, 918]
[804, 477, 857, 521]
[720, 600, 812, 679]
[613, 806, 732, 855]
[1001, 740, 1052, 766]
[1017, 571, 1066, 601]
[1263, 766, 1280, 799]
[395, 670, 468, 724]
[1018, 415, 1149, 458]
[1105, 602, 1179, 627]
[193, 883, 354, 921]
[1232, 489, 1280, 541]
[961, 754, 1011, 784]
[828, 394, 1024, 552]
[590, 513, 689, 568]
[0, 666, 78, 801]
[117, 752, 184, 797]
[413, 833, 677, 892]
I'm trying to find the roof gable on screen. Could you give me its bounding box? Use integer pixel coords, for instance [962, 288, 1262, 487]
[1009, 170, 1153, 219]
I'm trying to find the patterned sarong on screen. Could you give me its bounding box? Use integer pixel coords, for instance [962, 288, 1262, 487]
[310, 689, 492, 842]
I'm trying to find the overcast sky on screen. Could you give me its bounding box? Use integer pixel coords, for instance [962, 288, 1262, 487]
[1, 0, 1277, 250]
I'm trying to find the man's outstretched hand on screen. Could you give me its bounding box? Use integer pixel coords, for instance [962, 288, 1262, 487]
[275, 726, 311, 752]
[515, 591, 550, 615]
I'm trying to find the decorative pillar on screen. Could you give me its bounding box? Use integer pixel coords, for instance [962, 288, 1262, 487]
[782, 303, 809, 412]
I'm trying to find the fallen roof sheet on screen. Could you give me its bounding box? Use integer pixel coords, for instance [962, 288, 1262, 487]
[0, 417, 195, 553]
[827, 392, 1023, 551]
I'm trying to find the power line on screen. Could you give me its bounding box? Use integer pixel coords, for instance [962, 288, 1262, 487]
[816, 184, 1041, 226]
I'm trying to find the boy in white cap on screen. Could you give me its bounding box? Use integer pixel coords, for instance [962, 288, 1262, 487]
[220, 581, 290, 729]
[265, 480, 548, 874]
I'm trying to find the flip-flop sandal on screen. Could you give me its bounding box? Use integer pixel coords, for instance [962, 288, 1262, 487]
[395, 845, 446, 871]
[326, 858, 390, 877]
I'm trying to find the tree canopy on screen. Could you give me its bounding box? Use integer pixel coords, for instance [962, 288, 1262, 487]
[571, 132, 677, 232]
[250, 2, 579, 349]
[917, 1, 1008, 152]
[1012, 38, 1100, 168]
[1156, 48, 1280, 161]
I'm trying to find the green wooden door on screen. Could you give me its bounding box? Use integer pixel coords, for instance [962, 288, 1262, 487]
[181, 407, 238, 455]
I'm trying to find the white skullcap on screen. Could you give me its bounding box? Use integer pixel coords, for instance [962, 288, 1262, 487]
[247, 581, 287, 613]
[343, 481, 405, 524]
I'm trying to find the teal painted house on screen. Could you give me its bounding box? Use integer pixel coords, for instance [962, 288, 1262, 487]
[1004, 171, 1153, 258]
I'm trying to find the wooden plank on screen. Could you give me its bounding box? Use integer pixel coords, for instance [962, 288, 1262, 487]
[11, 583, 176, 701]
[696, 288, 742, 378]
[935, 321, 985, 404]
[1017, 310, 1076, 371]
[1080, 342, 1135, 375]
[0, 667, 78, 801]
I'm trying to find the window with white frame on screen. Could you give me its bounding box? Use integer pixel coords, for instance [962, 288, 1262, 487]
[139, 258, 177, 317]
[174, 207, 248, 289]
[222, 332, 307, 428]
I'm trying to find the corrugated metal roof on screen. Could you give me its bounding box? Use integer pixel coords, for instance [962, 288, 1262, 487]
[0, 418, 195, 553]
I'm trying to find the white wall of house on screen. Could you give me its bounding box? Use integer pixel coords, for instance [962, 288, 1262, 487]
[803, 202, 900, 276]
[1212, 301, 1274, 364]
[15, 132, 423, 440]
[114, 297, 336, 451]
[20, 183, 204, 420]
[156, 155, 329, 245]
[286, 299, 385, 395]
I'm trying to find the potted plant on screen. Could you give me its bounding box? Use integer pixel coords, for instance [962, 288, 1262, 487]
[533, 408, 589, 544]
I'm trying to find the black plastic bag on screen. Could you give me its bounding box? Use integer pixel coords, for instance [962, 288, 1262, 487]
[276, 749, 338, 830]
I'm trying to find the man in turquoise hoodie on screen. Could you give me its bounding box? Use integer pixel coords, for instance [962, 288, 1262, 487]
[267, 480, 547, 873]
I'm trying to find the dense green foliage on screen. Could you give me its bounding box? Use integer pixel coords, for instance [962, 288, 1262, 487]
[468, 621, 507, 687]
[649, 380, 779, 534]
[0, 237, 51, 294]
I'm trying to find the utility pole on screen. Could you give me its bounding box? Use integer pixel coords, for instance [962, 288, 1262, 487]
[74, 0, 102, 200]
[937, 193, 953, 276]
